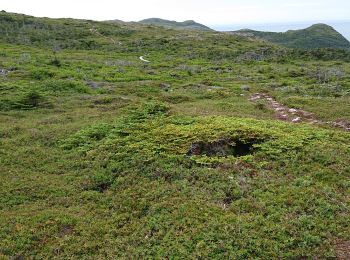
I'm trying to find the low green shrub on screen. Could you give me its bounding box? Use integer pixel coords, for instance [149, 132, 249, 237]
[1, 89, 51, 110]
[42, 80, 90, 93]
[30, 69, 55, 80]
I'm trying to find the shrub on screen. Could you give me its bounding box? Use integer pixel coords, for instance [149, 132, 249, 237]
[255, 102, 267, 110]
[43, 80, 90, 93]
[48, 56, 61, 67]
[86, 171, 117, 192]
[161, 94, 193, 104]
[11, 90, 51, 110]
[60, 123, 114, 151]
[30, 69, 55, 80]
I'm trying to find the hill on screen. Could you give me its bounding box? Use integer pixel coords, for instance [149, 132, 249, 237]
[139, 18, 213, 31]
[230, 23, 350, 49]
[0, 11, 350, 259]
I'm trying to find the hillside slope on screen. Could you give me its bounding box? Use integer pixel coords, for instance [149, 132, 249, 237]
[0, 12, 350, 259]
[231, 24, 350, 49]
[139, 18, 213, 31]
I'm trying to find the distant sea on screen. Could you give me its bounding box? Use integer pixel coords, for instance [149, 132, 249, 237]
[212, 21, 350, 41]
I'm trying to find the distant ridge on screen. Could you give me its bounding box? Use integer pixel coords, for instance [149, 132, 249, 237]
[139, 18, 213, 31]
[229, 23, 350, 49]
[106, 19, 125, 24]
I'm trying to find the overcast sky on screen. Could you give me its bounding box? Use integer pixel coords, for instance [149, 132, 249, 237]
[1, 0, 349, 26]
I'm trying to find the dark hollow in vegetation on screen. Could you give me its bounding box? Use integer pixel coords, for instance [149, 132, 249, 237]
[92, 182, 112, 193]
[186, 138, 260, 157]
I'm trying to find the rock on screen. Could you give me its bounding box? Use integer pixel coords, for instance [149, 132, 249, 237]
[292, 117, 302, 123]
[299, 111, 314, 118]
[86, 81, 101, 89]
[289, 108, 298, 114]
[0, 68, 7, 76]
[277, 114, 288, 120]
[332, 120, 350, 130]
[275, 107, 285, 112]
[208, 86, 224, 91]
[159, 83, 170, 89]
[249, 93, 262, 101]
[241, 85, 250, 91]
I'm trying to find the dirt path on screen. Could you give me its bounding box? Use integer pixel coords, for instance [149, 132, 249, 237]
[250, 93, 350, 131]
[89, 27, 150, 63]
[335, 240, 350, 260]
[89, 28, 122, 45]
[139, 56, 151, 63]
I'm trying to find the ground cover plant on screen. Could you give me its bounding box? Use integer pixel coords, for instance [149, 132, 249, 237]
[0, 11, 349, 259]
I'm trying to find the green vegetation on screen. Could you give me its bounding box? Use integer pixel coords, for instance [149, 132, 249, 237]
[233, 24, 350, 49]
[0, 11, 349, 259]
[139, 18, 213, 31]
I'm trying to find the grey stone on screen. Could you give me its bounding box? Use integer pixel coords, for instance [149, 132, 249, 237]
[241, 85, 250, 91]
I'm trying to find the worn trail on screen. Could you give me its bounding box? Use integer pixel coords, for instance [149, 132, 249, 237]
[250, 93, 350, 131]
[139, 56, 151, 63]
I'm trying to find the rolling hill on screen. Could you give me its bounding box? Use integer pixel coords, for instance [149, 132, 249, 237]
[0, 11, 350, 259]
[230, 23, 350, 49]
[139, 18, 213, 31]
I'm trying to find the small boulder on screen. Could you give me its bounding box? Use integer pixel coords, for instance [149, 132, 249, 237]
[292, 117, 302, 123]
[86, 81, 101, 89]
[159, 83, 171, 91]
[241, 85, 251, 91]
[275, 107, 285, 112]
[207, 86, 224, 91]
[277, 114, 289, 121]
[0, 68, 7, 76]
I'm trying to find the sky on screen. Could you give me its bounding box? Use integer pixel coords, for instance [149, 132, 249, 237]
[1, 0, 350, 28]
